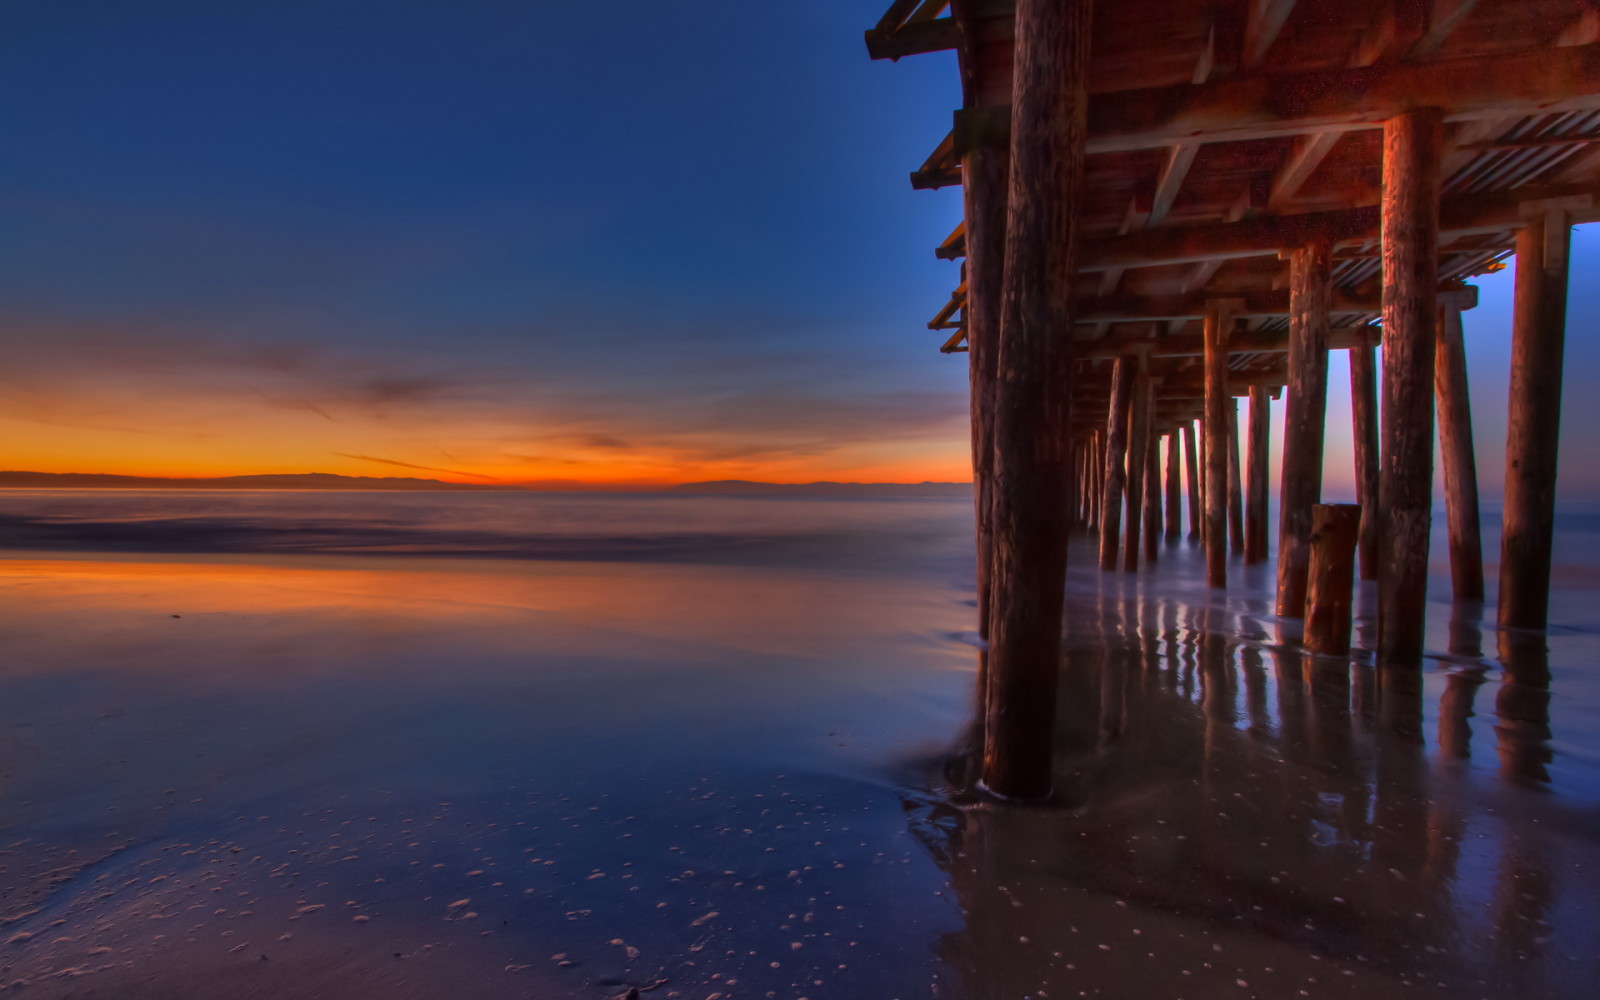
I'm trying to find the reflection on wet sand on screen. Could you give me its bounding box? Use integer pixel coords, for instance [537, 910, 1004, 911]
[913, 571, 1597, 1000]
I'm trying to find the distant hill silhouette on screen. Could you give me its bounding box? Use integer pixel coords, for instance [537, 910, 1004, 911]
[0, 471, 504, 491]
[668, 480, 971, 496]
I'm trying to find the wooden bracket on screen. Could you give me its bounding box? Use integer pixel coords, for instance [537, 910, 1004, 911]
[952, 105, 1011, 156]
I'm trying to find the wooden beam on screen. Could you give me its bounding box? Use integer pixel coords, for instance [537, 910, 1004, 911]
[982, 0, 1089, 802]
[1149, 142, 1200, 227]
[1243, 0, 1300, 68]
[1079, 179, 1599, 272]
[1499, 205, 1573, 630]
[1227, 398, 1245, 556]
[1183, 420, 1201, 541]
[1125, 349, 1153, 572]
[1304, 504, 1363, 655]
[1377, 108, 1444, 667]
[963, 142, 1010, 639]
[1143, 403, 1163, 564]
[1164, 429, 1183, 541]
[1409, 0, 1486, 59]
[1080, 319, 1378, 359]
[1268, 130, 1343, 212]
[865, 17, 961, 61]
[1075, 286, 1380, 326]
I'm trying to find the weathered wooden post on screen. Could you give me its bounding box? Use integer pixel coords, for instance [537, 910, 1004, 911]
[1164, 430, 1182, 540]
[1183, 420, 1201, 541]
[1276, 241, 1332, 615]
[1435, 286, 1484, 602]
[1245, 386, 1271, 564]
[961, 139, 1009, 638]
[1099, 358, 1134, 570]
[1226, 398, 1245, 556]
[1499, 202, 1577, 632]
[1125, 348, 1152, 572]
[1305, 504, 1363, 655]
[981, 0, 1090, 800]
[1349, 339, 1381, 581]
[1377, 108, 1443, 666]
[1143, 410, 1162, 564]
[1203, 301, 1238, 588]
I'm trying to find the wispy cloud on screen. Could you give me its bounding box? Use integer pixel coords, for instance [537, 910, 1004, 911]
[332, 453, 502, 481]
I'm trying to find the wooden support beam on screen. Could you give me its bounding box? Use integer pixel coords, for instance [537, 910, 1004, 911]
[982, 0, 1089, 801]
[1377, 108, 1444, 667]
[1304, 504, 1363, 656]
[1203, 301, 1239, 588]
[1227, 398, 1245, 556]
[1149, 142, 1200, 227]
[1245, 386, 1272, 565]
[1276, 241, 1332, 617]
[1164, 430, 1183, 541]
[865, 17, 961, 61]
[963, 141, 1010, 639]
[1243, 0, 1300, 68]
[1099, 358, 1134, 571]
[1499, 205, 1573, 631]
[1435, 289, 1485, 602]
[1083, 44, 1600, 154]
[1269, 130, 1343, 212]
[1183, 419, 1202, 542]
[1075, 286, 1380, 325]
[1143, 398, 1162, 565]
[1125, 350, 1152, 572]
[1409, 0, 1486, 59]
[1079, 179, 1599, 272]
[1349, 342, 1382, 581]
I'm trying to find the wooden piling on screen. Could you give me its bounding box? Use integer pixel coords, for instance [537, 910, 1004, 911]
[1377, 107, 1443, 666]
[981, 0, 1091, 801]
[1435, 291, 1484, 602]
[962, 142, 1010, 638]
[1203, 301, 1236, 588]
[1099, 358, 1134, 570]
[1183, 420, 1201, 541]
[1349, 340, 1381, 581]
[1143, 411, 1162, 564]
[1164, 430, 1182, 540]
[1275, 241, 1332, 616]
[1245, 386, 1271, 564]
[1305, 504, 1363, 655]
[1125, 350, 1152, 572]
[1226, 398, 1245, 556]
[1499, 207, 1572, 631]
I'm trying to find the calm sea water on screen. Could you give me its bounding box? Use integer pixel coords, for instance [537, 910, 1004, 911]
[0, 490, 1595, 999]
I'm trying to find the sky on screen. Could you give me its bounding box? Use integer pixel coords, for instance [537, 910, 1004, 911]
[0, 1, 1595, 496]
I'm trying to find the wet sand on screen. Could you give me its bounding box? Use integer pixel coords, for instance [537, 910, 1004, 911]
[0, 492, 1595, 998]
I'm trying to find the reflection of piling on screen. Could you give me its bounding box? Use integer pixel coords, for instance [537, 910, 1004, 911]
[1304, 504, 1361, 655]
[1494, 630, 1554, 787]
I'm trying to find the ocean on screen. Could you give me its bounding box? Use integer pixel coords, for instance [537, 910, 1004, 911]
[0, 489, 1595, 999]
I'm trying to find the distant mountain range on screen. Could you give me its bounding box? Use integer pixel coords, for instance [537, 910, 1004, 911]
[667, 480, 971, 496]
[0, 471, 505, 491]
[0, 471, 973, 494]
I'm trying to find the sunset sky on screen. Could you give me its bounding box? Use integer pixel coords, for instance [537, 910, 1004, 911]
[2, 1, 1596, 496]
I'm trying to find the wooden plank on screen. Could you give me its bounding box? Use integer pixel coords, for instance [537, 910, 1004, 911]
[1149, 141, 1200, 227]
[1499, 206, 1573, 630]
[1377, 108, 1444, 667]
[1275, 241, 1332, 618]
[1409, 0, 1486, 58]
[1080, 319, 1378, 359]
[982, 0, 1089, 802]
[1435, 291, 1485, 602]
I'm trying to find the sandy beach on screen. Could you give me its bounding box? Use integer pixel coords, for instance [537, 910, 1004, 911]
[0, 490, 1595, 998]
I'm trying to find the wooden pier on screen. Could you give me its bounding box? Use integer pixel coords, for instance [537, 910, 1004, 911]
[868, 0, 1594, 798]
